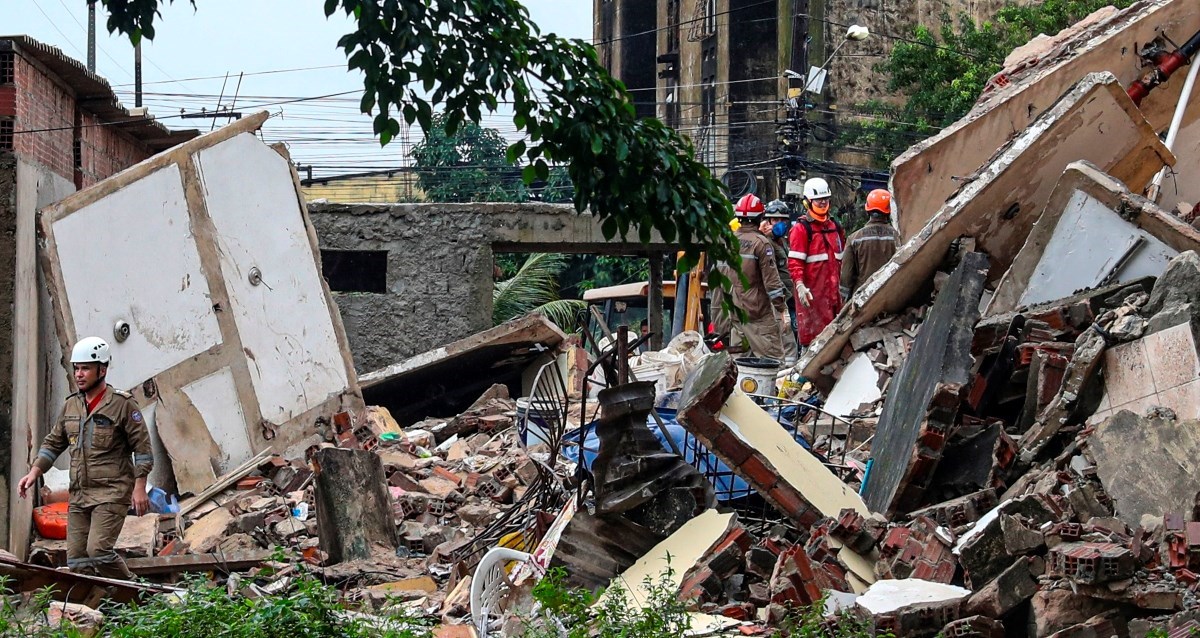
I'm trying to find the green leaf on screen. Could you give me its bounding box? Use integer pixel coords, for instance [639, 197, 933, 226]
[359, 92, 376, 114]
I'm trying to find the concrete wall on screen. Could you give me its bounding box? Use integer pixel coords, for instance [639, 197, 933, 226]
[0, 152, 74, 554]
[308, 202, 673, 373]
[37, 114, 361, 499]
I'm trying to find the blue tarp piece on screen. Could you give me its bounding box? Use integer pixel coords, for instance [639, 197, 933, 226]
[560, 406, 815, 502]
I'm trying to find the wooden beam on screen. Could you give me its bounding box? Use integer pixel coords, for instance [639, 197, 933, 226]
[648, 255, 664, 351]
[178, 449, 272, 516]
[126, 550, 273, 575]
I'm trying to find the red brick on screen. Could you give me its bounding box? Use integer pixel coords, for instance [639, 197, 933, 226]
[767, 485, 810, 523]
[711, 429, 754, 465]
[738, 454, 779, 491]
[685, 412, 724, 442]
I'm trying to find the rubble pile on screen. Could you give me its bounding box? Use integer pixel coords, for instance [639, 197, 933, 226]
[542, 251, 1200, 638]
[12, 4, 1200, 638]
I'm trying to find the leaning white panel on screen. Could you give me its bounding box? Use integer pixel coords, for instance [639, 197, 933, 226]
[181, 368, 253, 474]
[195, 134, 351, 425]
[52, 165, 222, 389]
[37, 112, 362, 496]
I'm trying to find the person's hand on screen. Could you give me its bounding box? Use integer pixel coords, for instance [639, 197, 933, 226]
[795, 283, 814, 308]
[778, 308, 792, 329]
[132, 488, 150, 516]
[17, 469, 41, 499]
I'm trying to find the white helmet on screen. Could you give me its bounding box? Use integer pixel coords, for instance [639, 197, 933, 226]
[803, 177, 832, 200]
[71, 337, 111, 365]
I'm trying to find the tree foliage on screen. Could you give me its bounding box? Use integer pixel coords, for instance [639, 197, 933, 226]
[411, 112, 526, 202]
[840, 0, 1136, 167]
[97, 0, 738, 283]
[493, 253, 586, 331]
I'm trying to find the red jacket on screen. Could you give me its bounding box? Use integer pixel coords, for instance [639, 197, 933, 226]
[787, 215, 846, 345]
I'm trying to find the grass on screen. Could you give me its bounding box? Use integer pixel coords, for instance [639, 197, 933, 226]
[0, 574, 431, 638]
[1, 563, 890, 637]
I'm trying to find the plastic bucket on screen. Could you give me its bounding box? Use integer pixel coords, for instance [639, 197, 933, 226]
[516, 397, 559, 448]
[734, 357, 780, 397]
[631, 365, 669, 394]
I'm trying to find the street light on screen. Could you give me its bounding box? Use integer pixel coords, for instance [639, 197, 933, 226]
[817, 24, 870, 86]
[784, 24, 871, 95]
[779, 24, 871, 196]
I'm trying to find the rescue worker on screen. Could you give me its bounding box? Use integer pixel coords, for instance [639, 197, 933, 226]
[714, 193, 789, 360]
[788, 177, 846, 348]
[17, 337, 153, 580]
[840, 188, 900, 301]
[760, 199, 799, 365]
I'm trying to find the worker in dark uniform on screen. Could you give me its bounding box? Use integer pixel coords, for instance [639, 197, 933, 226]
[840, 189, 901, 301]
[715, 194, 788, 360]
[18, 337, 153, 580]
[761, 200, 799, 365]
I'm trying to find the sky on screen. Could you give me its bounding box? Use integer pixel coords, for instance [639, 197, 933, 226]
[8, 0, 594, 177]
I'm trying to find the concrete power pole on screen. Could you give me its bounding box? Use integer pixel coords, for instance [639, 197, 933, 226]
[134, 41, 143, 107]
[87, 0, 97, 73]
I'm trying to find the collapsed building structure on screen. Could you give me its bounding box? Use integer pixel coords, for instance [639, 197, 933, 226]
[7, 2, 1200, 637]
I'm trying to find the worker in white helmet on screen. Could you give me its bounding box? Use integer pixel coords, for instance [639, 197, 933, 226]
[18, 337, 153, 580]
[787, 177, 846, 348]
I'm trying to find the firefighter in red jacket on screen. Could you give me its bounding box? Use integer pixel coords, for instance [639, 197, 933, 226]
[787, 177, 846, 348]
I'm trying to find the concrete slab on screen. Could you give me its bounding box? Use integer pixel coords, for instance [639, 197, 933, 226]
[989, 163, 1200, 315]
[600, 508, 736, 607]
[891, 1, 1198, 240]
[678, 353, 878, 588]
[1088, 410, 1200, 526]
[679, 353, 870, 529]
[358, 314, 566, 426]
[824, 353, 883, 418]
[801, 73, 1171, 388]
[1092, 321, 1200, 424]
[857, 579, 971, 616]
[37, 113, 361, 495]
[862, 252, 989, 516]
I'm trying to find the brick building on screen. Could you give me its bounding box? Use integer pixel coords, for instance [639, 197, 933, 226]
[0, 35, 196, 552]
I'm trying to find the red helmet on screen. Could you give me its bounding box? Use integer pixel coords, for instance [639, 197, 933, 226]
[865, 189, 893, 214]
[734, 194, 765, 217]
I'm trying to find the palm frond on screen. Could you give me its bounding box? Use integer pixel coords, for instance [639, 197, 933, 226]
[531, 299, 588, 332]
[493, 253, 576, 326]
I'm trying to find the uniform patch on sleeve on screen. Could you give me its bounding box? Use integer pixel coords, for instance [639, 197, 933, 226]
[131, 410, 143, 423]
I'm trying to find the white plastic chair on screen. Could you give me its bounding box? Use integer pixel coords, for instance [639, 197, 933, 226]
[471, 547, 535, 637]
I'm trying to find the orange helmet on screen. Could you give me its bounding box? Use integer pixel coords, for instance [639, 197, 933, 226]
[734, 194, 765, 217]
[865, 189, 892, 215]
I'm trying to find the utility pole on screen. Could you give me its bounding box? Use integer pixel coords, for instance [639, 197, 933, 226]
[777, 0, 811, 204]
[87, 0, 97, 73]
[134, 41, 143, 107]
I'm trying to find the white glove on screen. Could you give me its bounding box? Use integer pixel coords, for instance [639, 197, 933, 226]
[795, 283, 814, 308]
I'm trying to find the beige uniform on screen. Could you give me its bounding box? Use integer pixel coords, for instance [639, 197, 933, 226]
[34, 385, 153, 579]
[715, 226, 788, 361]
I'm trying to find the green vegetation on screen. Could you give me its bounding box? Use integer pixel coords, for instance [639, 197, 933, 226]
[493, 253, 587, 330]
[841, 0, 1137, 167]
[0, 574, 430, 638]
[1, 566, 900, 637]
[410, 113, 527, 203]
[514, 566, 694, 638]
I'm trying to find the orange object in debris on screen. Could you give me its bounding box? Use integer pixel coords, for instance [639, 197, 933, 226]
[236, 476, 266, 490]
[34, 501, 69, 540]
